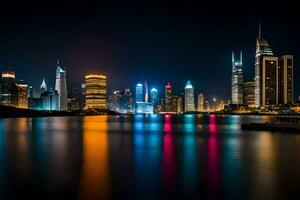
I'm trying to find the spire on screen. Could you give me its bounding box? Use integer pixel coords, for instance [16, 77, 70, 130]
[232, 51, 235, 63]
[240, 51, 243, 66]
[258, 21, 262, 39]
[144, 80, 149, 102]
[57, 59, 60, 66]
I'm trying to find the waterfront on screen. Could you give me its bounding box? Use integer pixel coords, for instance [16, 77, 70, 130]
[1, 114, 300, 199]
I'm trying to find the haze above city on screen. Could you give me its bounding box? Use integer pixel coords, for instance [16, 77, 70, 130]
[0, 1, 299, 100]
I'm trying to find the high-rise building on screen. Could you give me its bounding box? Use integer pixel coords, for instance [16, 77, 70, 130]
[67, 83, 82, 110]
[40, 78, 47, 94]
[0, 71, 18, 107]
[150, 88, 159, 105]
[184, 80, 195, 112]
[204, 101, 210, 112]
[120, 88, 133, 113]
[17, 80, 28, 109]
[279, 55, 294, 105]
[108, 90, 121, 112]
[243, 81, 255, 108]
[81, 84, 86, 109]
[85, 74, 107, 109]
[231, 51, 244, 105]
[197, 93, 204, 112]
[144, 81, 149, 103]
[165, 82, 172, 112]
[254, 25, 274, 107]
[135, 83, 143, 103]
[177, 96, 183, 113]
[29, 86, 34, 98]
[55, 60, 68, 110]
[41, 90, 59, 111]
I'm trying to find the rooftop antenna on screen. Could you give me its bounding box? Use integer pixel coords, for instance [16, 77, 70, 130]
[258, 21, 262, 39]
[240, 51, 243, 66]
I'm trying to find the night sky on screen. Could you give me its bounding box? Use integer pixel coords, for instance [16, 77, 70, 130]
[0, 1, 299, 100]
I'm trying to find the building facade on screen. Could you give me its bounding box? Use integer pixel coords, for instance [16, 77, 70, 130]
[135, 83, 143, 103]
[0, 71, 18, 107]
[231, 51, 244, 105]
[243, 81, 255, 108]
[184, 80, 195, 112]
[165, 83, 172, 112]
[17, 80, 28, 109]
[151, 88, 159, 106]
[41, 90, 60, 111]
[55, 61, 68, 110]
[85, 74, 107, 109]
[197, 93, 204, 112]
[279, 55, 294, 105]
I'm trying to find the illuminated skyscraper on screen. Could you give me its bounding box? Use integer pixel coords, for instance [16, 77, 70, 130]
[85, 74, 107, 109]
[243, 81, 255, 108]
[144, 81, 149, 103]
[55, 60, 68, 110]
[197, 93, 204, 112]
[40, 78, 47, 94]
[41, 89, 59, 111]
[279, 55, 294, 105]
[254, 24, 274, 107]
[17, 80, 28, 109]
[165, 82, 172, 112]
[184, 80, 195, 112]
[231, 51, 244, 105]
[150, 88, 159, 105]
[0, 71, 18, 107]
[135, 83, 143, 103]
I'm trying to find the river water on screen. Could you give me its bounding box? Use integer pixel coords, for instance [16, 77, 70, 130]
[0, 114, 300, 199]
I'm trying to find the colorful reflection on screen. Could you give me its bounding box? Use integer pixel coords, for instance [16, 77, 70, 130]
[162, 115, 176, 197]
[209, 114, 217, 134]
[183, 114, 196, 133]
[80, 116, 110, 200]
[133, 115, 162, 199]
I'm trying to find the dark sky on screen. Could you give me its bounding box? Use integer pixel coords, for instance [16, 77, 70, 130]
[0, 1, 299, 100]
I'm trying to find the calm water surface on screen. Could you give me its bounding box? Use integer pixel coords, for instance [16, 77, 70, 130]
[0, 114, 300, 200]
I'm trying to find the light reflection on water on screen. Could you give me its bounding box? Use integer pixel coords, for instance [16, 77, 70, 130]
[0, 114, 300, 199]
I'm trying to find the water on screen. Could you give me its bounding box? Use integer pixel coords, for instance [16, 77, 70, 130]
[0, 114, 300, 200]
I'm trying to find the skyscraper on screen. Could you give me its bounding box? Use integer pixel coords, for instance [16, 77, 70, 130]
[85, 74, 107, 109]
[243, 81, 255, 108]
[254, 24, 274, 107]
[135, 83, 143, 103]
[197, 93, 204, 112]
[150, 88, 159, 105]
[279, 55, 294, 105]
[144, 81, 149, 103]
[231, 51, 244, 105]
[17, 80, 28, 109]
[41, 89, 59, 111]
[55, 60, 68, 110]
[165, 82, 172, 112]
[0, 71, 18, 107]
[184, 80, 195, 112]
[40, 78, 47, 94]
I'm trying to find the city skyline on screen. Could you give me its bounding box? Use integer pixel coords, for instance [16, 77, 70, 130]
[0, 2, 299, 100]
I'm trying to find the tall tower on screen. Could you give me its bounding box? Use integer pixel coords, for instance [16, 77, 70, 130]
[150, 88, 158, 105]
[231, 51, 244, 105]
[85, 74, 107, 109]
[40, 78, 47, 94]
[184, 80, 195, 112]
[165, 83, 172, 112]
[279, 55, 294, 105]
[197, 93, 204, 112]
[135, 83, 143, 103]
[55, 60, 68, 110]
[144, 81, 149, 103]
[254, 24, 274, 107]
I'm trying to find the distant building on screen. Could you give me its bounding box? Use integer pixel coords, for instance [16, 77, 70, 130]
[243, 81, 255, 108]
[0, 70, 18, 107]
[165, 82, 172, 112]
[17, 80, 28, 109]
[135, 83, 143, 103]
[40, 78, 47, 94]
[231, 51, 244, 105]
[108, 90, 121, 112]
[120, 88, 133, 113]
[144, 81, 149, 103]
[177, 96, 183, 113]
[67, 83, 82, 110]
[279, 55, 294, 105]
[197, 93, 204, 112]
[41, 90, 59, 111]
[85, 74, 107, 109]
[184, 80, 195, 112]
[81, 84, 86, 109]
[135, 102, 153, 114]
[29, 86, 34, 98]
[28, 97, 43, 110]
[204, 101, 210, 112]
[150, 88, 159, 106]
[55, 60, 68, 110]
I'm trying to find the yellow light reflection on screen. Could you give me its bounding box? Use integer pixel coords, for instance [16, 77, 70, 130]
[80, 116, 111, 200]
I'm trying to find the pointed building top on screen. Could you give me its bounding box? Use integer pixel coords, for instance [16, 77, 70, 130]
[185, 80, 193, 89]
[57, 59, 60, 66]
[258, 21, 262, 39]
